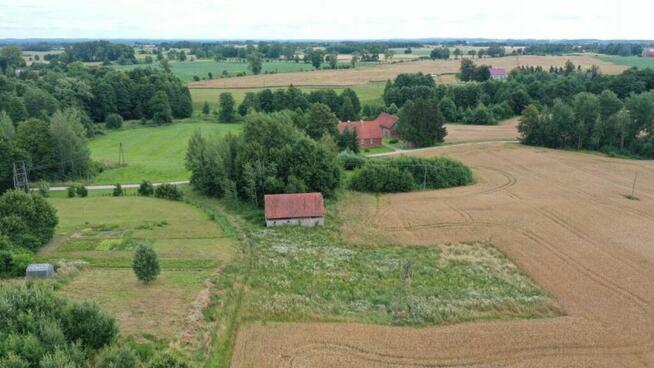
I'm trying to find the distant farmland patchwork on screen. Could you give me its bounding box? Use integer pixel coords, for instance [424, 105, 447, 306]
[188, 54, 628, 89]
[113, 59, 377, 82]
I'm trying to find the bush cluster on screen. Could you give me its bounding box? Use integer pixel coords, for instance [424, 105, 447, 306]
[338, 150, 367, 170]
[350, 156, 473, 193]
[154, 184, 183, 201]
[138, 180, 155, 196]
[0, 284, 117, 367]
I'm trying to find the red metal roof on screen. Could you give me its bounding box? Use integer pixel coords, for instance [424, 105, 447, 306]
[374, 112, 398, 129]
[264, 193, 325, 220]
[490, 67, 507, 76]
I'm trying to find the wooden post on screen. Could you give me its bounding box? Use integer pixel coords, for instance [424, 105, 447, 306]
[631, 172, 638, 199]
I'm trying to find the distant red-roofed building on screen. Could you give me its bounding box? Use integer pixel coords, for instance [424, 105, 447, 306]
[375, 112, 399, 138]
[264, 192, 325, 227]
[644, 49, 654, 58]
[337, 113, 399, 148]
[489, 67, 508, 80]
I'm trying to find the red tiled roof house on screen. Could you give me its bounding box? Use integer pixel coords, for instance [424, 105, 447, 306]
[337, 113, 399, 148]
[644, 49, 654, 58]
[264, 193, 325, 227]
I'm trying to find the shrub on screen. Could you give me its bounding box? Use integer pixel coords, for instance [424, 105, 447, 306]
[149, 352, 189, 368]
[338, 150, 367, 170]
[154, 184, 183, 201]
[105, 113, 123, 129]
[112, 184, 123, 197]
[38, 181, 50, 198]
[67, 186, 76, 198]
[0, 190, 58, 251]
[62, 302, 118, 350]
[132, 244, 160, 283]
[96, 346, 139, 368]
[138, 180, 155, 196]
[75, 185, 88, 198]
[350, 156, 473, 193]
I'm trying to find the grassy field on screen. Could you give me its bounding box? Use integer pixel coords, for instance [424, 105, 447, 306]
[89, 119, 241, 184]
[37, 196, 236, 347]
[112, 59, 376, 82]
[595, 54, 654, 69]
[190, 82, 386, 111]
[184, 192, 560, 367]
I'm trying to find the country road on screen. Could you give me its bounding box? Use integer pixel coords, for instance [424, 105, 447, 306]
[45, 180, 190, 192]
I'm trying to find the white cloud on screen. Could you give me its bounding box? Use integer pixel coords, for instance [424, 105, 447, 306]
[0, 0, 652, 40]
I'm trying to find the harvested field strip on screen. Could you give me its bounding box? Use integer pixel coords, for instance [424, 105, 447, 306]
[231, 143, 654, 367]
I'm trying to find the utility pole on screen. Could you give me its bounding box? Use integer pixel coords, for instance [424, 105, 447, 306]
[13, 161, 29, 192]
[118, 143, 126, 167]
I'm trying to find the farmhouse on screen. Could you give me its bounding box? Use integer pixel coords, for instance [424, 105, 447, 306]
[644, 49, 654, 58]
[338, 113, 398, 148]
[264, 192, 325, 227]
[489, 67, 508, 80]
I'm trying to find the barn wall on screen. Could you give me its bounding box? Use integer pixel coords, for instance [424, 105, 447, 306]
[266, 217, 325, 227]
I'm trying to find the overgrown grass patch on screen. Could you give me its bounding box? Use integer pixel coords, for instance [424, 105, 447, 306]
[240, 222, 559, 326]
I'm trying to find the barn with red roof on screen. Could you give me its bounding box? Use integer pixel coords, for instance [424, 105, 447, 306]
[264, 192, 325, 227]
[338, 113, 399, 148]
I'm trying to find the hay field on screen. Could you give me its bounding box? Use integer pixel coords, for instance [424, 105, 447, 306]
[189, 54, 627, 89]
[231, 142, 654, 367]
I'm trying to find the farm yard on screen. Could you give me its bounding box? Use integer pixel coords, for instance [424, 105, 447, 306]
[231, 142, 654, 367]
[36, 196, 237, 352]
[188, 54, 628, 89]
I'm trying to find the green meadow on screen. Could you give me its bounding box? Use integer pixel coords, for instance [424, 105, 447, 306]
[89, 120, 241, 184]
[595, 54, 654, 69]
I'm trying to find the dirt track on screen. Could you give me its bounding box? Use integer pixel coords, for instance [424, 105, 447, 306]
[231, 141, 654, 367]
[190, 55, 626, 89]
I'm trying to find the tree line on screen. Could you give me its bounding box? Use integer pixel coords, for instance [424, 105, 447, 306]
[214, 86, 363, 122]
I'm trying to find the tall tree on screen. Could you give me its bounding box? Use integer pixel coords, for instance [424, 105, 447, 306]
[305, 103, 338, 140]
[0, 111, 15, 140]
[218, 93, 236, 123]
[149, 91, 173, 124]
[248, 52, 263, 75]
[49, 108, 91, 179]
[397, 98, 447, 147]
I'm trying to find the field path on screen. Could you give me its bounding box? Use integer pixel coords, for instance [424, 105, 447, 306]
[231, 143, 654, 368]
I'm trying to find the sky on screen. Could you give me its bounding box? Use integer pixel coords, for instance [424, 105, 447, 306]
[1, 0, 653, 40]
